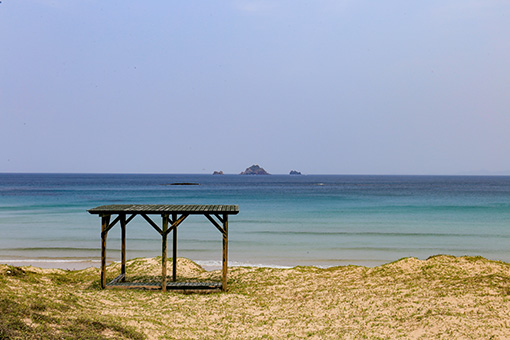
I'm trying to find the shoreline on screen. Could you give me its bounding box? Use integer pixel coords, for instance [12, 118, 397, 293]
[0, 257, 389, 271]
[0, 254, 496, 271]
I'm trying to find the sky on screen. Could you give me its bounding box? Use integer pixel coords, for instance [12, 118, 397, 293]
[1, 0, 509, 175]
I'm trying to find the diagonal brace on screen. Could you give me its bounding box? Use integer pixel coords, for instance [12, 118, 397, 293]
[101, 213, 137, 235]
[164, 214, 188, 237]
[214, 214, 225, 224]
[102, 215, 120, 235]
[205, 214, 226, 235]
[141, 214, 163, 235]
[126, 214, 136, 225]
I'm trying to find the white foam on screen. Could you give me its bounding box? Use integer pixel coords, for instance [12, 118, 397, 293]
[195, 260, 292, 270]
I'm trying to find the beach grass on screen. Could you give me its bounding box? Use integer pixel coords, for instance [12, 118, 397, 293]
[1, 255, 510, 339]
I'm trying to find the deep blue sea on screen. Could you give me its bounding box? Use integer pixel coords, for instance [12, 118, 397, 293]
[1, 173, 510, 269]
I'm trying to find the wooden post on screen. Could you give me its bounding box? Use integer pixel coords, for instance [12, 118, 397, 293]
[161, 214, 168, 292]
[100, 214, 111, 289]
[120, 213, 126, 282]
[172, 213, 177, 282]
[222, 214, 228, 291]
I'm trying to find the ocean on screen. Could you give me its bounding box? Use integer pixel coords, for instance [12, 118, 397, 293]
[1, 173, 510, 269]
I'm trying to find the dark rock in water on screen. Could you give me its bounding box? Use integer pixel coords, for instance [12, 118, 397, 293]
[289, 170, 302, 175]
[240, 164, 270, 175]
[162, 182, 200, 186]
[213, 171, 224, 175]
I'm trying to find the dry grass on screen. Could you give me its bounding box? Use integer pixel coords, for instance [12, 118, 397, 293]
[2, 255, 510, 339]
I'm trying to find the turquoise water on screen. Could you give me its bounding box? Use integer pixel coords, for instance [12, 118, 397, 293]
[1, 173, 510, 269]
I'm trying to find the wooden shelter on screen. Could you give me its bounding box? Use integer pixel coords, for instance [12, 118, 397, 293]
[88, 204, 239, 291]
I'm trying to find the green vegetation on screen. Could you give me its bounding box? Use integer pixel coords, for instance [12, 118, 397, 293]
[1, 256, 510, 339]
[0, 266, 143, 340]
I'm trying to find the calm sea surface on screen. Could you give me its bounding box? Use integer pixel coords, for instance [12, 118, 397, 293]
[1, 173, 510, 269]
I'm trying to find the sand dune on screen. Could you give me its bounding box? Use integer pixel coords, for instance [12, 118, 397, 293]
[2, 255, 510, 339]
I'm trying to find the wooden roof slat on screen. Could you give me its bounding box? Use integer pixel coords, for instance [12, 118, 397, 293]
[88, 204, 239, 215]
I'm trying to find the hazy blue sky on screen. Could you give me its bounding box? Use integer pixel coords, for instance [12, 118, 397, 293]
[1, 0, 509, 175]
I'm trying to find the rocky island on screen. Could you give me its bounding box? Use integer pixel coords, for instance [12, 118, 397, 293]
[289, 170, 302, 175]
[213, 171, 224, 175]
[240, 165, 270, 175]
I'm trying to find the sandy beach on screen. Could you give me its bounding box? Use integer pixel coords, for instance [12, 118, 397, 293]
[2, 255, 510, 339]
[0, 260, 101, 271]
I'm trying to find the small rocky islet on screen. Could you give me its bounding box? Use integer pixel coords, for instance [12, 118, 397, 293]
[240, 165, 270, 175]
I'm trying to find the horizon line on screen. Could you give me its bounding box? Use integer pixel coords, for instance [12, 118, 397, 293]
[1, 171, 510, 177]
